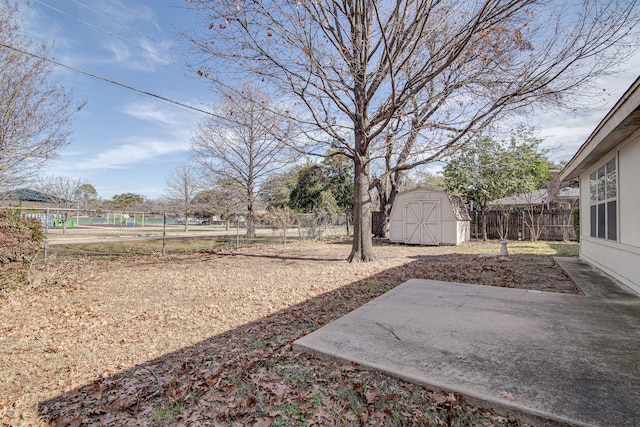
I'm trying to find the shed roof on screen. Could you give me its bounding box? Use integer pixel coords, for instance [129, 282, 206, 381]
[448, 194, 471, 221]
[396, 188, 471, 221]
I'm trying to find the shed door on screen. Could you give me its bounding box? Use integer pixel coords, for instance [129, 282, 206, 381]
[404, 201, 440, 245]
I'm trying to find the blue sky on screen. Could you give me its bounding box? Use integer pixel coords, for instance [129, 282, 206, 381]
[22, 0, 212, 200]
[19, 1, 640, 200]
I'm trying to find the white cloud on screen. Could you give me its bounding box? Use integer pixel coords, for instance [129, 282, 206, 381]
[123, 101, 180, 125]
[534, 51, 640, 162]
[75, 138, 190, 170]
[139, 39, 173, 65]
[537, 110, 602, 160]
[102, 42, 163, 72]
[96, 2, 157, 27]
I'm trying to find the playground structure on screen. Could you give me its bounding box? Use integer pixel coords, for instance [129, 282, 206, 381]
[24, 210, 151, 228]
[104, 211, 145, 227]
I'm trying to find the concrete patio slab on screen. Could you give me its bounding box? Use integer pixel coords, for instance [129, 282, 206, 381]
[293, 258, 640, 426]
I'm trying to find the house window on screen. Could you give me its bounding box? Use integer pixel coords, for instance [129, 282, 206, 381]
[589, 157, 617, 241]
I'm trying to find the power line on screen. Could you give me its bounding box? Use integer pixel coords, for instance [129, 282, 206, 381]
[69, 0, 178, 57]
[34, 0, 175, 66]
[106, 0, 136, 16]
[0, 42, 213, 117]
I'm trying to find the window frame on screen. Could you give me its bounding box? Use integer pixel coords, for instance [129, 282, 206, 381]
[589, 156, 617, 241]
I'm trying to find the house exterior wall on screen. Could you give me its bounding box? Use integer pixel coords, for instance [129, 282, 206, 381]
[389, 190, 469, 245]
[619, 130, 640, 247]
[579, 128, 640, 295]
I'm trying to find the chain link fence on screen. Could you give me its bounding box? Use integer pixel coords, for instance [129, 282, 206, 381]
[3, 207, 350, 262]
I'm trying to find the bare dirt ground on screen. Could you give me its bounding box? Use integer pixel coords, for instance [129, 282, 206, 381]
[0, 239, 579, 426]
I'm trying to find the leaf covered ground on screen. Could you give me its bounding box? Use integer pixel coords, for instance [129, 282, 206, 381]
[0, 240, 579, 426]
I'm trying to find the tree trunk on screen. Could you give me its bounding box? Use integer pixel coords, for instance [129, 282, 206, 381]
[376, 178, 389, 238]
[348, 153, 376, 262]
[184, 210, 189, 232]
[376, 173, 402, 239]
[481, 209, 487, 241]
[246, 199, 256, 238]
[348, 20, 374, 262]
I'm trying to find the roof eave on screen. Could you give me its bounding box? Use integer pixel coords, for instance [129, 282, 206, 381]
[559, 76, 640, 181]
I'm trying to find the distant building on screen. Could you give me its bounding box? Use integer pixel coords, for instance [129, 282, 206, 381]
[0, 188, 70, 208]
[489, 187, 579, 211]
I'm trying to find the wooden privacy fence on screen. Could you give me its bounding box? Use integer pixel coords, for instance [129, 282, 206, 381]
[470, 209, 575, 241]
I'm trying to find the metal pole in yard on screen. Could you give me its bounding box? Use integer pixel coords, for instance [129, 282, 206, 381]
[162, 213, 167, 256]
[44, 208, 49, 263]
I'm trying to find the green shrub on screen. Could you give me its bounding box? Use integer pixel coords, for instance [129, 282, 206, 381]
[0, 210, 45, 290]
[571, 207, 580, 243]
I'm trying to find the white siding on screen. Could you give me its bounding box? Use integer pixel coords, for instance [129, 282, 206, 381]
[579, 175, 590, 239]
[619, 131, 640, 247]
[581, 238, 640, 295]
[579, 130, 640, 295]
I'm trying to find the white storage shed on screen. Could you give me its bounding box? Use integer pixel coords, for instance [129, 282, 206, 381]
[389, 189, 471, 245]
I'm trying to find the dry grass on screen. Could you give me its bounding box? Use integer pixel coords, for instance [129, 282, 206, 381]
[0, 239, 578, 426]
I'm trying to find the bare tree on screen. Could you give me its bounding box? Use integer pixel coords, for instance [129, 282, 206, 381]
[191, 84, 293, 238]
[520, 192, 547, 242]
[186, 0, 639, 261]
[35, 175, 83, 209]
[0, 1, 82, 190]
[164, 164, 202, 232]
[202, 178, 246, 230]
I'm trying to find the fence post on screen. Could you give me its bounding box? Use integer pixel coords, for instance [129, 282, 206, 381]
[162, 213, 167, 256]
[236, 215, 240, 250]
[345, 213, 350, 236]
[44, 208, 49, 263]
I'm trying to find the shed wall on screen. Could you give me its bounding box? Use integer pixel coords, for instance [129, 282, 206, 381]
[389, 190, 469, 245]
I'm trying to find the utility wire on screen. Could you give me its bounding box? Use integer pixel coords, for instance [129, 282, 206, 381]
[106, 0, 136, 16]
[34, 0, 175, 66]
[0, 42, 213, 117]
[69, 0, 177, 56]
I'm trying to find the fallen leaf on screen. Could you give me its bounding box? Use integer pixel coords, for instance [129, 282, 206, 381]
[363, 390, 377, 404]
[498, 390, 517, 401]
[54, 415, 83, 427]
[254, 417, 274, 427]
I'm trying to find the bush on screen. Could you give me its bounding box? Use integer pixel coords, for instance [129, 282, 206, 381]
[571, 207, 580, 243]
[0, 210, 45, 290]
